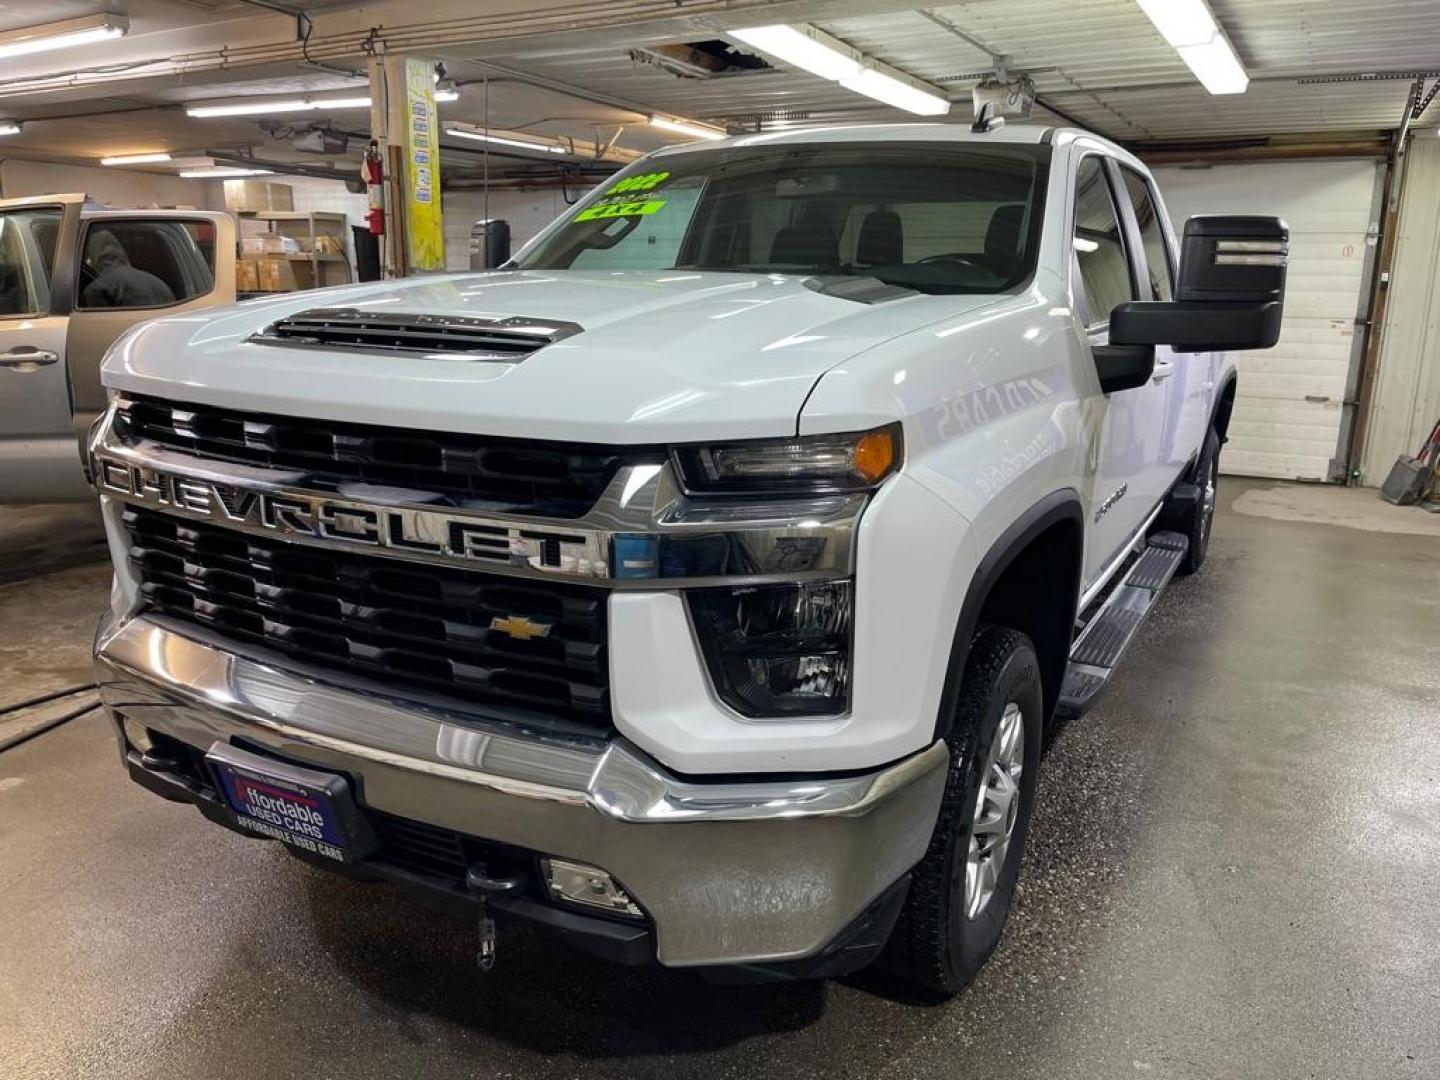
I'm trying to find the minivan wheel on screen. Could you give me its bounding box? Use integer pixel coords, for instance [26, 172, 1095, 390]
[882, 625, 1043, 997]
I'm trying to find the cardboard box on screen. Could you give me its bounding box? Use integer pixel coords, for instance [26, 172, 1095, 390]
[235, 258, 259, 292]
[255, 257, 298, 292]
[223, 179, 295, 212]
[241, 235, 299, 255]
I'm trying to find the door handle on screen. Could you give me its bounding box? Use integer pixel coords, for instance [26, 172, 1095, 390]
[0, 348, 60, 370]
[1151, 359, 1175, 383]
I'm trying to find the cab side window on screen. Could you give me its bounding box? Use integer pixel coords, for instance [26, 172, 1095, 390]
[1120, 168, 1174, 301]
[78, 221, 215, 310]
[0, 208, 62, 317]
[1071, 157, 1134, 328]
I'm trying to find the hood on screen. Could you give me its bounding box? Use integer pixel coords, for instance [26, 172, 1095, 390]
[102, 269, 999, 443]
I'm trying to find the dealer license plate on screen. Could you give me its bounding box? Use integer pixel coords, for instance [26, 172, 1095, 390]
[206, 743, 368, 863]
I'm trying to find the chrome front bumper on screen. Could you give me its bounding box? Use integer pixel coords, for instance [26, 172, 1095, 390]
[95, 612, 947, 968]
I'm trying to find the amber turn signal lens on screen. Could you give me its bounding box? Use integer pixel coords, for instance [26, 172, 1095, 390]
[852, 428, 897, 484]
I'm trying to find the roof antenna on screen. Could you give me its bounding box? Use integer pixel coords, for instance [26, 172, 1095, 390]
[971, 100, 1005, 134]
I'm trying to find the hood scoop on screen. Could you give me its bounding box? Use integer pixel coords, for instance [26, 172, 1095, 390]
[248, 307, 582, 362]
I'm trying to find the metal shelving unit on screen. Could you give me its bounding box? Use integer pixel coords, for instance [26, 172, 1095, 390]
[237, 210, 353, 290]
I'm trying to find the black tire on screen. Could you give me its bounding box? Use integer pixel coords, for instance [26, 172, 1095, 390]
[1178, 427, 1221, 576]
[882, 625, 1044, 997]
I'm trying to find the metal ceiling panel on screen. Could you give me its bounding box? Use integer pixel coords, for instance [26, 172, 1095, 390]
[478, 0, 1440, 140]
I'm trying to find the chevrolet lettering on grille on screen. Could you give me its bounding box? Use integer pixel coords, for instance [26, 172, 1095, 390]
[94, 455, 608, 578]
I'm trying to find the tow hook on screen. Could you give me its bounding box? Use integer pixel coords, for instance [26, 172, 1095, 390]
[466, 864, 524, 972]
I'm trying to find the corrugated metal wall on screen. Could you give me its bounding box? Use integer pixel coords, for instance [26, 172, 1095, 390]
[1154, 160, 1381, 480]
[1360, 139, 1440, 485]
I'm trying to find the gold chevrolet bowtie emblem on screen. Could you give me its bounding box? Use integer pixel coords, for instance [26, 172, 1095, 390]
[489, 615, 552, 641]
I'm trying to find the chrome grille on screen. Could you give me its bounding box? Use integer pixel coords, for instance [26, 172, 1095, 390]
[115, 395, 661, 517]
[249, 306, 581, 361]
[124, 507, 611, 730]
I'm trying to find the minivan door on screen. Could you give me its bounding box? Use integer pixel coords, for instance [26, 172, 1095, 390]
[0, 195, 87, 503]
[65, 210, 236, 441]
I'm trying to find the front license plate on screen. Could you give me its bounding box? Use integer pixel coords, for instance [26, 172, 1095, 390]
[206, 743, 371, 863]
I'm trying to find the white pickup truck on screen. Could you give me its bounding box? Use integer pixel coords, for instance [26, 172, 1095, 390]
[90, 123, 1286, 995]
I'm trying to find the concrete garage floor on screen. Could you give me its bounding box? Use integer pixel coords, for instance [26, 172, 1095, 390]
[1, 481, 1437, 1080]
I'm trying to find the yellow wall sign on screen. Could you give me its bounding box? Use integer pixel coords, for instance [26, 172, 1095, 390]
[403, 58, 444, 271]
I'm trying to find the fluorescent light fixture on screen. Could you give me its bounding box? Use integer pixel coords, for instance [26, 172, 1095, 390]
[730, 24, 861, 81]
[730, 22, 949, 116]
[188, 87, 455, 119]
[649, 115, 725, 141]
[100, 152, 173, 166]
[187, 95, 369, 118]
[1137, 0, 1248, 95]
[1177, 35, 1249, 94]
[839, 69, 948, 116]
[1136, 0, 1217, 47]
[0, 122, 19, 137]
[445, 126, 567, 154]
[178, 167, 275, 178]
[0, 13, 127, 60]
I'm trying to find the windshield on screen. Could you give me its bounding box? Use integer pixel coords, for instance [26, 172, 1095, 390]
[514, 142, 1048, 295]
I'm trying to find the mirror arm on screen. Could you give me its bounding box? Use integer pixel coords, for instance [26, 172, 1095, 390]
[1092, 342, 1155, 394]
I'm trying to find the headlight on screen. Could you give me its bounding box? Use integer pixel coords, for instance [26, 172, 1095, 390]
[673, 424, 901, 496]
[687, 581, 852, 718]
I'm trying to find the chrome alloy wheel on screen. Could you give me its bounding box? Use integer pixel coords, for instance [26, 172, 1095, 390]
[1201, 455, 1218, 543]
[964, 702, 1025, 919]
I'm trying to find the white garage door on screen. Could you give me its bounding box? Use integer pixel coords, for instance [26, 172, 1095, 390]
[1152, 160, 1382, 481]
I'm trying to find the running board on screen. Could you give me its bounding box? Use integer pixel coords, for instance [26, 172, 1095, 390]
[1057, 531, 1189, 719]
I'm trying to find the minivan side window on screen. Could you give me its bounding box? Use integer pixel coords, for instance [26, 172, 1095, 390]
[78, 220, 216, 310]
[0, 208, 62, 318]
[1071, 157, 1134, 328]
[1120, 167, 1174, 301]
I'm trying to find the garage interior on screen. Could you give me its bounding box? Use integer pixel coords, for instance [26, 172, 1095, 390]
[1, 2, 1438, 1078]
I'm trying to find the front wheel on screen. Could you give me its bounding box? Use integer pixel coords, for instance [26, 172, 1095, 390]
[883, 625, 1043, 997]
[1177, 427, 1221, 576]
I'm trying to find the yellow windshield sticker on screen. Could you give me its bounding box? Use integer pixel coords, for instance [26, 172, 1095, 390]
[606, 170, 670, 194]
[575, 198, 667, 222]
[571, 170, 674, 221]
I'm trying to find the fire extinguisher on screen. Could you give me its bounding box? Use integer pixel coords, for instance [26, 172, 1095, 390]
[362, 140, 384, 235]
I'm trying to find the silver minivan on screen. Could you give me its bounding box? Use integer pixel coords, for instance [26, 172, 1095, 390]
[0, 193, 236, 502]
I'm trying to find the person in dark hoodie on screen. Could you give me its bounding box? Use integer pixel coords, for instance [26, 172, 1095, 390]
[82, 229, 175, 308]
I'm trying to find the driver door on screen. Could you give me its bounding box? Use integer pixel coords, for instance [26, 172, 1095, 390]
[0, 194, 87, 502]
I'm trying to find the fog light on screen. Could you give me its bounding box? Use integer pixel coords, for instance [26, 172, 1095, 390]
[542, 858, 642, 918]
[122, 716, 156, 754]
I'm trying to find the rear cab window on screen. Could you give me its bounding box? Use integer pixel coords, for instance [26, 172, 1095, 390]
[1071, 156, 1136, 329]
[1119, 167, 1174, 301]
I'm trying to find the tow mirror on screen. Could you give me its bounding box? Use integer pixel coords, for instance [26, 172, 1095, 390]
[1110, 215, 1288, 352]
